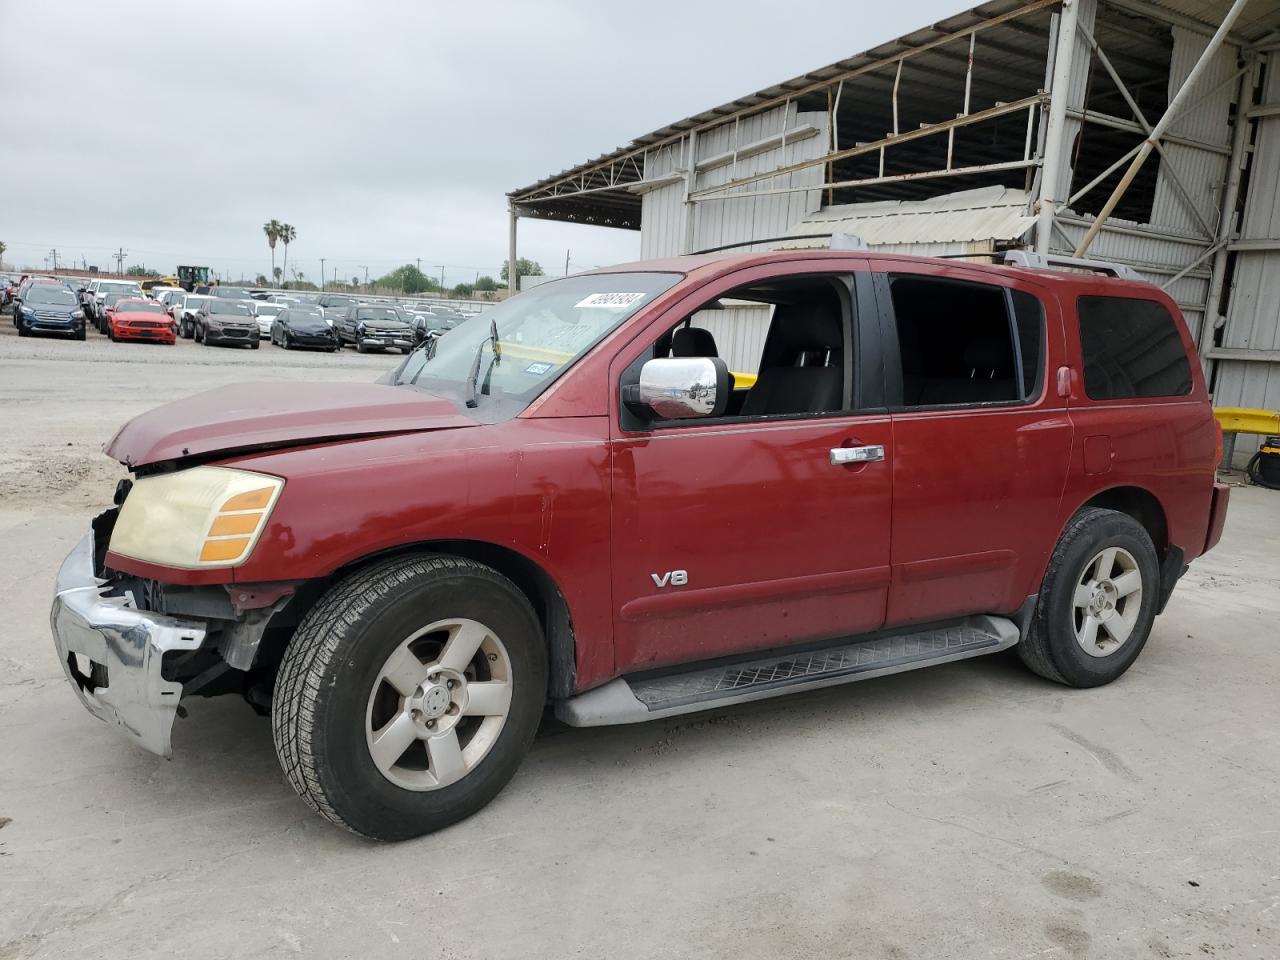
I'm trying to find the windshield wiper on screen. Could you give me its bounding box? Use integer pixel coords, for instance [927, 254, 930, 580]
[464, 318, 500, 408]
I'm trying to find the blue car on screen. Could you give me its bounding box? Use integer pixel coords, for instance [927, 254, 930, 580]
[15, 284, 87, 340]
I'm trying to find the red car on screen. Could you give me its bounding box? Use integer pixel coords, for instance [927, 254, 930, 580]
[51, 249, 1228, 840]
[106, 297, 177, 344]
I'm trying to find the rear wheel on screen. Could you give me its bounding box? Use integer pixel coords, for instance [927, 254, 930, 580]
[1018, 507, 1159, 687]
[272, 554, 547, 840]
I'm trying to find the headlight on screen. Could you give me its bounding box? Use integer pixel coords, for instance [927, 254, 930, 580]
[109, 466, 284, 569]
[72, 310, 84, 319]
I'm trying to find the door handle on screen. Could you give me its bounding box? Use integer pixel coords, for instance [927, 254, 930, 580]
[830, 444, 885, 465]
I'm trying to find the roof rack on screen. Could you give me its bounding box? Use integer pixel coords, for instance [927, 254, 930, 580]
[1000, 250, 1143, 281]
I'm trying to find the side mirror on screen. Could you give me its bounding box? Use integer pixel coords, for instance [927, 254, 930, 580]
[626, 356, 730, 421]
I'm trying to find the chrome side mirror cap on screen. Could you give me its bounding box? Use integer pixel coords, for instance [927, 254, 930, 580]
[628, 356, 731, 420]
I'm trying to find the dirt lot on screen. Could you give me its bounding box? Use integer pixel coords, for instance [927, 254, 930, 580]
[2, 322, 1279, 960]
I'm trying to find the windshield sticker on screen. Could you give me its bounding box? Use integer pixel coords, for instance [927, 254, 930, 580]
[574, 292, 646, 309]
[523, 361, 554, 376]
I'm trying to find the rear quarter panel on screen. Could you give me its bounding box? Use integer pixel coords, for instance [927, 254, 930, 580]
[1055, 283, 1217, 562]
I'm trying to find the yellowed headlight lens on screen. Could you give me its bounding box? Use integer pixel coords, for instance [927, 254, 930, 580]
[109, 467, 284, 569]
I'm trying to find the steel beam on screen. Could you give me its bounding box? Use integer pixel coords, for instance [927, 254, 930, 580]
[1036, 0, 1083, 254]
[1073, 0, 1253, 257]
[1200, 60, 1261, 368]
[507, 208, 518, 295]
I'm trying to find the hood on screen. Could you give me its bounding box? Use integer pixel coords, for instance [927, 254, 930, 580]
[358, 318, 412, 331]
[106, 381, 475, 468]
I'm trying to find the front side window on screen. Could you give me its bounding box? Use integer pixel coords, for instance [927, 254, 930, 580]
[1077, 296, 1191, 400]
[625, 273, 851, 427]
[395, 272, 680, 421]
[888, 275, 1043, 407]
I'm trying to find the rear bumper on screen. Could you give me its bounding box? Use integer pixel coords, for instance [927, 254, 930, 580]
[50, 533, 206, 757]
[1204, 481, 1230, 555]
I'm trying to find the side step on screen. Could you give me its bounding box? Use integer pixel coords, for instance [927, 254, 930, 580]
[556, 616, 1019, 727]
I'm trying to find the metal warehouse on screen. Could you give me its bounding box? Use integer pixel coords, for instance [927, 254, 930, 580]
[507, 0, 1280, 464]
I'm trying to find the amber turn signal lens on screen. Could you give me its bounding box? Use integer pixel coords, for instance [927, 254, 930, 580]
[221, 487, 275, 511]
[199, 538, 252, 562]
[207, 513, 262, 536]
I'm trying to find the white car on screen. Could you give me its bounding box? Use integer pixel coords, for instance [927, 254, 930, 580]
[174, 294, 214, 338]
[251, 302, 285, 338]
[148, 285, 183, 301]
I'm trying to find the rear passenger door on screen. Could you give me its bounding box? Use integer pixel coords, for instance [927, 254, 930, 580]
[875, 263, 1072, 626]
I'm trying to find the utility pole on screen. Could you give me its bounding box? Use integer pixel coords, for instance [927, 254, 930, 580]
[320, 258, 326, 292]
[114, 247, 128, 276]
[49, 249, 60, 272]
[416, 257, 422, 274]
[434, 264, 445, 292]
[360, 265, 369, 288]
[564, 249, 570, 277]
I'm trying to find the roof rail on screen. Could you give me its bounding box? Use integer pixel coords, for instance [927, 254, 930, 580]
[1001, 250, 1144, 281]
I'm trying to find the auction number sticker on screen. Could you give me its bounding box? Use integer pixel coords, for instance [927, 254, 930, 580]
[524, 361, 554, 375]
[574, 292, 646, 309]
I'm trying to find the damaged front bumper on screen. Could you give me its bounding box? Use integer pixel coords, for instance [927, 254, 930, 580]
[50, 532, 206, 757]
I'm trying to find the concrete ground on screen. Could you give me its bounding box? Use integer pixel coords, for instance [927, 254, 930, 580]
[1, 322, 1278, 960]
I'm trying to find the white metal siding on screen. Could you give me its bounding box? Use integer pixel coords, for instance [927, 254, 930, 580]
[1213, 51, 1280, 466]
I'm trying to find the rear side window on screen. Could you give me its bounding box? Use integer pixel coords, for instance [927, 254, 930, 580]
[1077, 296, 1191, 400]
[888, 275, 1044, 407]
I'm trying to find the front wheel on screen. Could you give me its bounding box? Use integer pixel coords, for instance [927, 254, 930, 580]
[1018, 507, 1159, 688]
[272, 554, 547, 841]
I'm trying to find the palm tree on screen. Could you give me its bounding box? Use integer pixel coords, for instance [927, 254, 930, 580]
[263, 220, 282, 286]
[279, 224, 296, 288]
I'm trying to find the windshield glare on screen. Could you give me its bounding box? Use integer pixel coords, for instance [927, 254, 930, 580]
[28, 287, 78, 306]
[394, 272, 680, 418]
[210, 301, 252, 315]
[100, 282, 139, 294]
[357, 307, 403, 322]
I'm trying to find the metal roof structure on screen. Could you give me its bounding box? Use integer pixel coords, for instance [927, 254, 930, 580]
[774, 186, 1036, 249]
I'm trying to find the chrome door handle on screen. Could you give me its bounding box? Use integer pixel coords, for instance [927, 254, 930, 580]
[830, 444, 885, 465]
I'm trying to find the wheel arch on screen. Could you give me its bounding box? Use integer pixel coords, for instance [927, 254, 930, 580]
[1075, 485, 1169, 556]
[276, 539, 577, 700]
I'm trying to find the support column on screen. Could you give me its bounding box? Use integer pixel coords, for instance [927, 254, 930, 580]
[507, 207, 519, 296]
[1036, 0, 1084, 254]
[1199, 60, 1260, 377]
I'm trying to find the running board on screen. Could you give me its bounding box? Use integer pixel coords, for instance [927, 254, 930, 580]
[556, 616, 1019, 727]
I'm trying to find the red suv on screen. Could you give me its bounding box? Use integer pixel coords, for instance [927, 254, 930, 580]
[50, 250, 1228, 840]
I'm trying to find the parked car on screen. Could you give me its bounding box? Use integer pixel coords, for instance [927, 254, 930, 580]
[10, 276, 63, 327]
[408, 311, 455, 346]
[147, 285, 183, 302]
[270, 306, 339, 351]
[49, 251, 1229, 842]
[194, 298, 258, 347]
[13, 282, 86, 339]
[97, 293, 136, 333]
[106, 298, 177, 344]
[173, 294, 214, 338]
[317, 294, 357, 324]
[251, 302, 286, 338]
[86, 279, 144, 323]
[334, 304, 415, 353]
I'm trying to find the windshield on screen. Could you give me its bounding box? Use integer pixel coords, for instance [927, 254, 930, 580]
[356, 307, 403, 323]
[100, 282, 140, 295]
[286, 309, 324, 321]
[27, 287, 79, 306]
[209, 301, 252, 316]
[184, 296, 212, 308]
[121, 301, 166, 314]
[394, 272, 680, 419]
[254, 304, 283, 315]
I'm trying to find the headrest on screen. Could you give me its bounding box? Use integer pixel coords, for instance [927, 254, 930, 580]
[671, 326, 718, 358]
[769, 303, 842, 356]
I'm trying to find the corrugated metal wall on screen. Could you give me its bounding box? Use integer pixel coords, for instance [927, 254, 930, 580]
[640, 103, 828, 260]
[1213, 51, 1280, 466]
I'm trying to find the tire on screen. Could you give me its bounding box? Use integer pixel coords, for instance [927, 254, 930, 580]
[1018, 507, 1159, 688]
[250, 340, 259, 349]
[356, 340, 368, 354]
[271, 554, 547, 841]
[75, 328, 86, 341]
[17, 324, 29, 337]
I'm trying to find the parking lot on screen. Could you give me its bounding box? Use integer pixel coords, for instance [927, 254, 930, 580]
[2, 322, 1279, 959]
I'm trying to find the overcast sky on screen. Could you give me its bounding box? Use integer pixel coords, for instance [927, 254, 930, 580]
[5, 0, 962, 287]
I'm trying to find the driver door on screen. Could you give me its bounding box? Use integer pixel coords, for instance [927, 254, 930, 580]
[608, 259, 893, 675]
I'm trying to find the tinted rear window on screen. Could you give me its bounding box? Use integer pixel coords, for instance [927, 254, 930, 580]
[1077, 296, 1192, 400]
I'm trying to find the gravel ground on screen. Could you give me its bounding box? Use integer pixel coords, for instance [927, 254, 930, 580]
[1, 319, 1279, 960]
